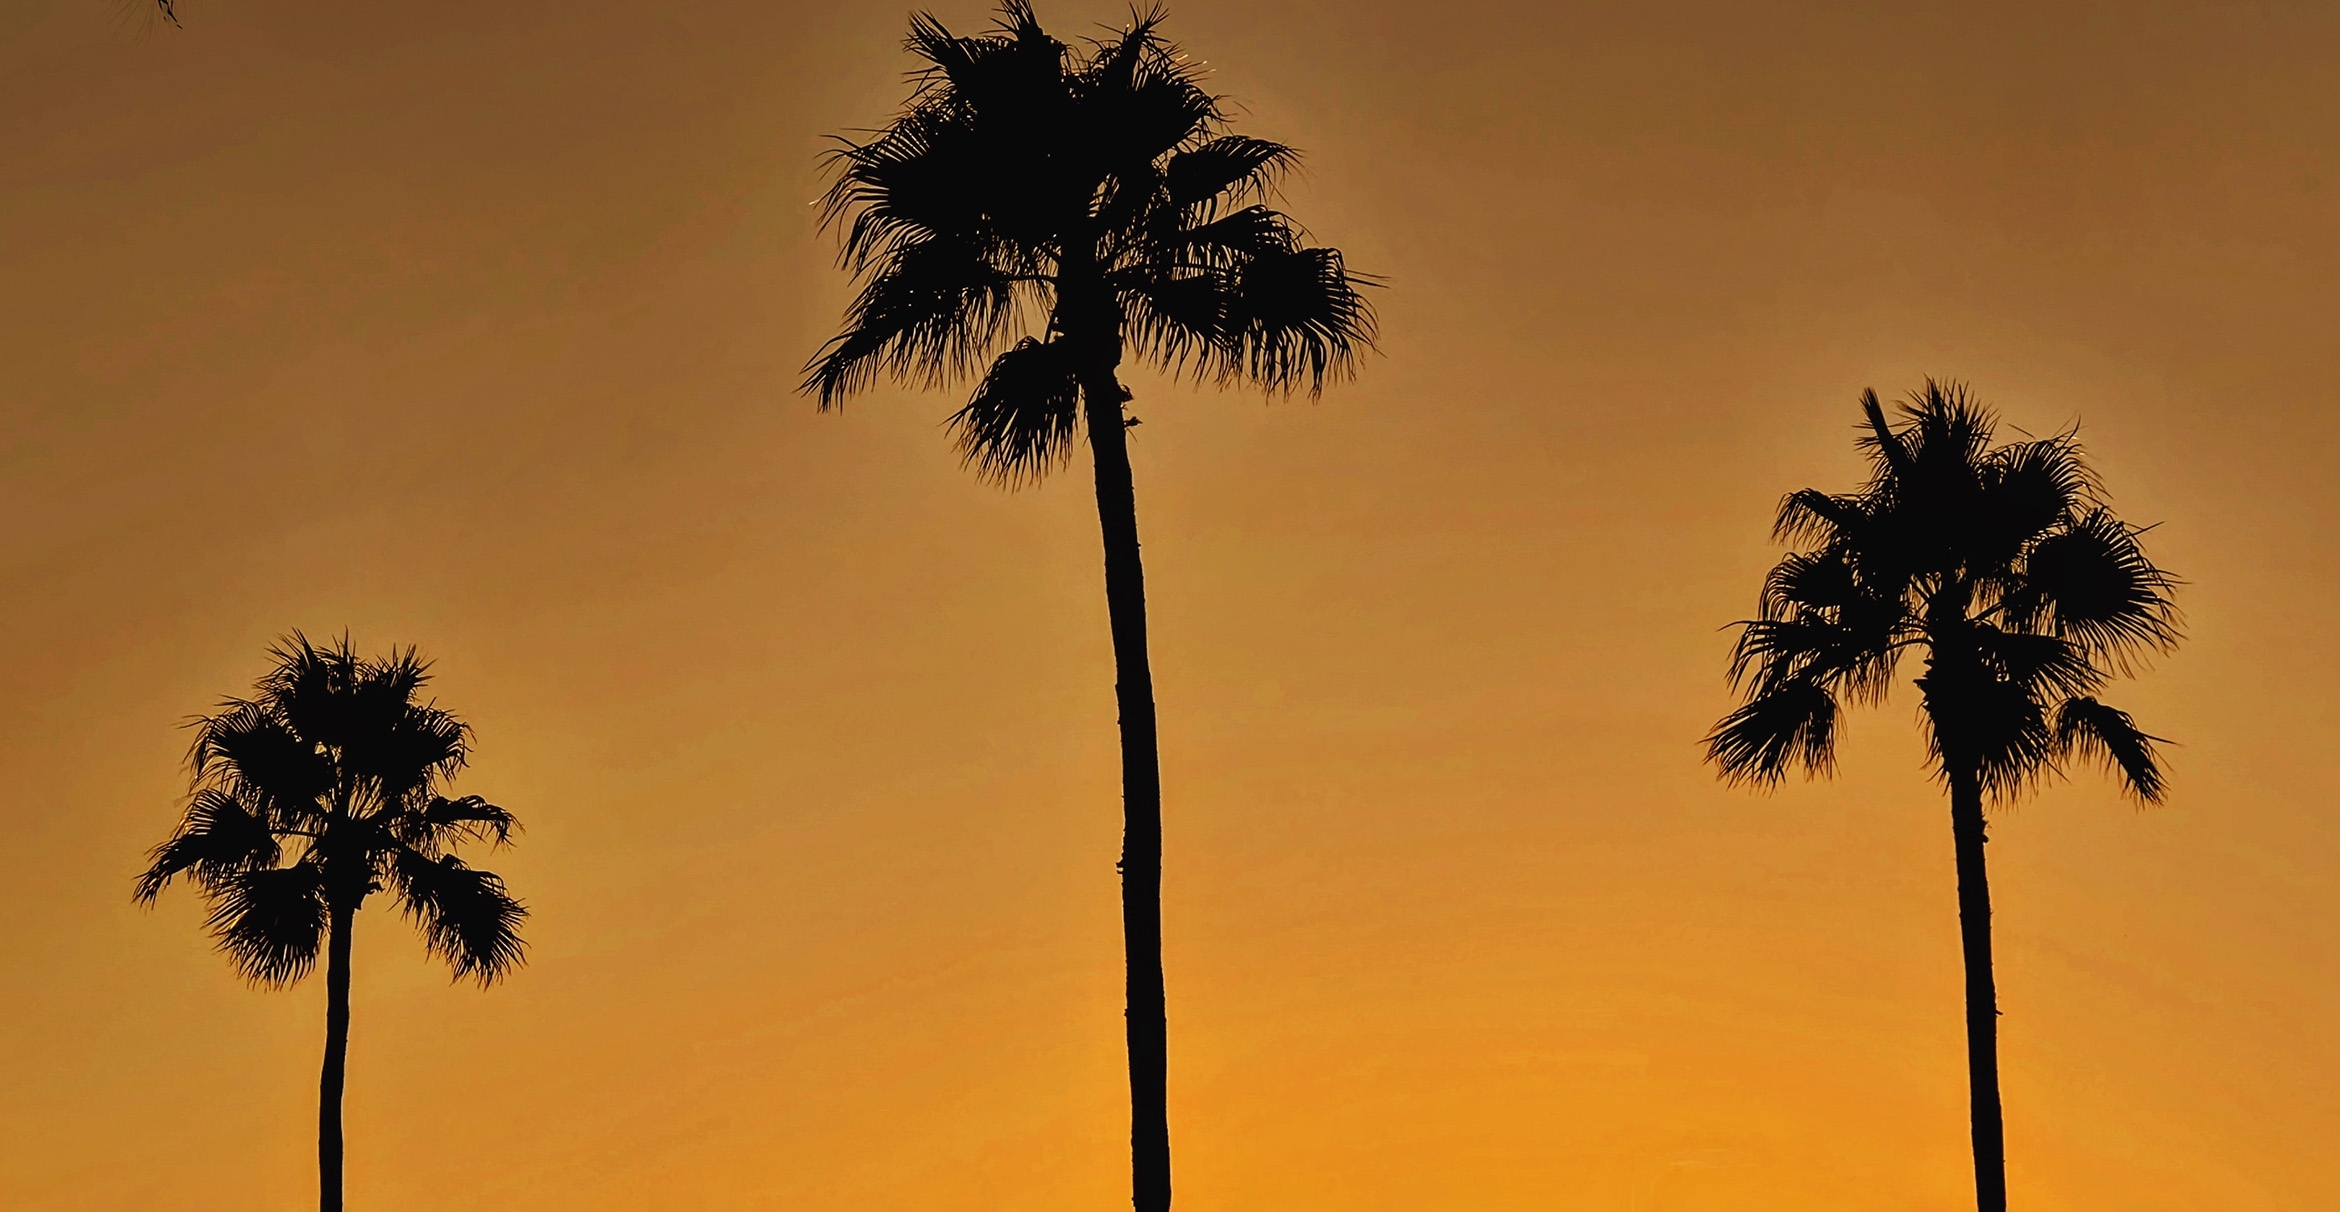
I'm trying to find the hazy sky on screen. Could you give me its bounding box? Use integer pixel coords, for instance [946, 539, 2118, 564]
[4, 1, 2336, 1208]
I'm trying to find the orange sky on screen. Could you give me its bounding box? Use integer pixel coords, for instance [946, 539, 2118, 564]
[4, 1, 2337, 1208]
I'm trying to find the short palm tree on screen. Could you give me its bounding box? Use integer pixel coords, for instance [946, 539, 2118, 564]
[805, 5, 1374, 1209]
[1705, 382, 2179, 1212]
[136, 634, 526, 1212]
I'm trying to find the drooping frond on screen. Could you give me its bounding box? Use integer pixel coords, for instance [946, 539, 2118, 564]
[1760, 549, 1860, 619]
[948, 336, 1084, 484]
[804, 236, 1022, 408]
[205, 863, 330, 988]
[1130, 244, 1376, 394]
[1705, 678, 1840, 785]
[1166, 205, 1300, 267]
[1727, 608, 1907, 705]
[2054, 697, 2167, 804]
[135, 789, 283, 904]
[1951, 673, 2060, 801]
[392, 849, 529, 986]
[1214, 245, 1375, 393]
[1969, 625, 2102, 702]
[1730, 538, 1914, 709]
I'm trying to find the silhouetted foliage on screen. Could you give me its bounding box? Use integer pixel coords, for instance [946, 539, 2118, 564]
[806, 0, 1377, 484]
[1708, 381, 2176, 800]
[1705, 381, 2179, 1212]
[137, 633, 524, 1212]
[805, 7, 1375, 1211]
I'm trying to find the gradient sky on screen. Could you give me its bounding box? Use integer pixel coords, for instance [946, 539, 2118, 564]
[4, 1, 2336, 1208]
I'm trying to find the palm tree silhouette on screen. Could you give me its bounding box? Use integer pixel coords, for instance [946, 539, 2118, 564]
[805, 5, 1374, 1209]
[135, 634, 526, 1212]
[1705, 382, 2179, 1212]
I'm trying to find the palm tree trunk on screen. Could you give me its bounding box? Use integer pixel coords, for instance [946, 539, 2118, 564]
[1948, 767, 2007, 1212]
[1080, 363, 1172, 1212]
[319, 902, 355, 1212]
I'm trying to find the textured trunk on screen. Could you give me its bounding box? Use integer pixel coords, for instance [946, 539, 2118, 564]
[1948, 766, 2007, 1212]
[319, 902, 354, 1212]
[1081, 359, 1171, 1212]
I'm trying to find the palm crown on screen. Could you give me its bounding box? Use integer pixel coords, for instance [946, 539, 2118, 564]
[1707, 381, 2180, 801]
[135, 634, 525, 987]
[805, 1, 1376, 480]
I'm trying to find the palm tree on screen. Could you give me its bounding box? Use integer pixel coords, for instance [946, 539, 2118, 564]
[136, 633, 526, 1212]
[1705, 381, 2179, 1212]
[804, 5, 1374, 1209]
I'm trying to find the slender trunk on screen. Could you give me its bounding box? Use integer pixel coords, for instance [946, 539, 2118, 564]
[1081, 361, 1171, 1212]
[1948, 766, 2007, 1212]
[319, 902, 355, 1212]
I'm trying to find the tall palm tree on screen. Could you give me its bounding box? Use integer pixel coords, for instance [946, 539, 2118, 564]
[805, 5, 1374, 1209]
[136, 634, 526, 1212]
[1705, 382, 2179, 1212]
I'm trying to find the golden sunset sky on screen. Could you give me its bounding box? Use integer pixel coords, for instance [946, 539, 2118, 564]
[3, 1, 2336, 1208]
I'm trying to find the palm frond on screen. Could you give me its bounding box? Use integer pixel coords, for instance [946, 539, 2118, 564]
[265, 631, 369, 756]
[1969, 625, 2103, 701]
[1165, 205, 1299, 264]
[1163, 136, 1299, 210]
[1759, 549, 1858, 619]
[392, 849, 528, 986]
[1727, 607, 1906, 704]
[948, 336, 1084, 485]
[2017, 508, 2181, 664]
[803, 235, 1023, 408]
[204, 863, 330, 988]
[1758, 543, 1917, 636]
[1772, 488, 1868, 546]
[1137, 243, 1372, 394]
[186, 700, 333, 829]
[1070, 8, 1216, 175]
[1855, 387, 1915, 484]
[1899, 380, 1995, 479]
[1940, 675, 2058, 802]
[2055, 697, 2167, 804]
[1124, 270, 1226, 370]
[907, 4, 1051, 107]
[397, 795, 520, 854]
[360, 701, 471, 812]
[1705, 678, 1840, 784]
[1985, 431, 2094, 542]
[135, 789, 282, 904]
